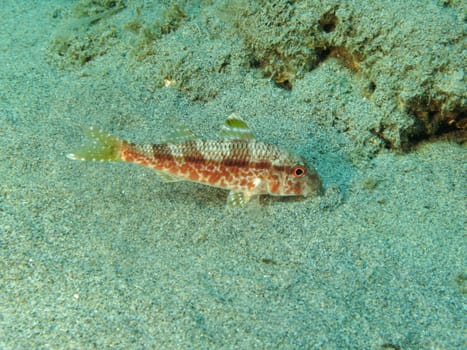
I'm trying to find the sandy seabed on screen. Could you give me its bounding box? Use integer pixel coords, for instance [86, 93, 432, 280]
[0, 1, 465, 349]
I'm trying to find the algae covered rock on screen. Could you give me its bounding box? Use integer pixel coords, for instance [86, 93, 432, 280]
[49, 0, 465, 151]
[223, 0, 466, 149]
[48, 0, 126, 68]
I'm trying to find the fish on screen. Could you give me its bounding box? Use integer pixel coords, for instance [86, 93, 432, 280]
[67, 114, 323, 207]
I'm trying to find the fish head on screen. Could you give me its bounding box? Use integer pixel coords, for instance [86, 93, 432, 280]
[273, 154, 323, 197]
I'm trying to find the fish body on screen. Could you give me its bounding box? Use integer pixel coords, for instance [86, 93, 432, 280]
[68, 115, 322, 207]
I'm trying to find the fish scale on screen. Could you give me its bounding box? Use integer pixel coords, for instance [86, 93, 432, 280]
[126, 140, 275, 191]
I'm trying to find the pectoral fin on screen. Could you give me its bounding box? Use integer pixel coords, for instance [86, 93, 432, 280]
[226, 191, 257, 208]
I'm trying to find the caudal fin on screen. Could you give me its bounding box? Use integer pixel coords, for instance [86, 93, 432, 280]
[67, 127, 123, 161]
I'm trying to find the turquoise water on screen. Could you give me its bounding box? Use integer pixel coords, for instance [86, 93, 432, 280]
[0, 1, 465, 349]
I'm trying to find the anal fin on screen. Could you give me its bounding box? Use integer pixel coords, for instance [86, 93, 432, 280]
[155, 171, 184, 182]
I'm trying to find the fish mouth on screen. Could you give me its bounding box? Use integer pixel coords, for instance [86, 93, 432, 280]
[303, 175, 323, 197]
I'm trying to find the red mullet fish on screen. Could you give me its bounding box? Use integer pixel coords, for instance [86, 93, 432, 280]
[67, 115, 322, 207]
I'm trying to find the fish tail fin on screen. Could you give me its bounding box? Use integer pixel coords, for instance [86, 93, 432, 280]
[66, 127, 123, 161]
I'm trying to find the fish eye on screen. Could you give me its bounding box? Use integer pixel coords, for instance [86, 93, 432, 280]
[291, 165, 306, 178]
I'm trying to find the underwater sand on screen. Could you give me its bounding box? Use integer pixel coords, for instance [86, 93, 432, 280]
[0, 1, 465, 349]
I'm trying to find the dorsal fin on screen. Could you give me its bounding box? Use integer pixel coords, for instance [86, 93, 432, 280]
[220, 114, 255, 140]
[161, 126, 198, 144]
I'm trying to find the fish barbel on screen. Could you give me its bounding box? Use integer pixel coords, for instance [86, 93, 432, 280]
[67, 114, 322, 207]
